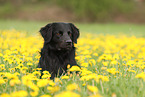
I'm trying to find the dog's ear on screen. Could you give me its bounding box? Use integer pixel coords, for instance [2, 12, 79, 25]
[69, 23, 79, 44]
[40, 23, 52, 43]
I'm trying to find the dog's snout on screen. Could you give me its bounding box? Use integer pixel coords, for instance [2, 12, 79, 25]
[66, 40, 72, 45]
[66, 40, 72, 43]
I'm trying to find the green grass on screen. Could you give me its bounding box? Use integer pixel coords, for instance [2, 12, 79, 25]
[0, 20, 145, 37]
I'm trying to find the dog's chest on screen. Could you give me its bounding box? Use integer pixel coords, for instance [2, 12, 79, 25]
[52, 54, 69, 66]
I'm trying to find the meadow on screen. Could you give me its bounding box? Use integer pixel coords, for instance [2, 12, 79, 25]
[0, 21, 145, 97]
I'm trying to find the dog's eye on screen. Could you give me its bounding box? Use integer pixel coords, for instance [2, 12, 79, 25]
[68, 31, 72, 36]
[56, 33, 60, 36]
[56, 31, 63, 36]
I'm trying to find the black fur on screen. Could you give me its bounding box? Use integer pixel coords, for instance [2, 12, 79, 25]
[38, 22, 80, 79]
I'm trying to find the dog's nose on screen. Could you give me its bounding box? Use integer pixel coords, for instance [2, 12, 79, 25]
[66, 40, 72, 45]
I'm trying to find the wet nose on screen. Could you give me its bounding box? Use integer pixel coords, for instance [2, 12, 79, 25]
[66, 40, 72, 45]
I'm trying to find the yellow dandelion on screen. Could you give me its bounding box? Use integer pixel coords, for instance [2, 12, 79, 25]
[27, 62, 33, 66]
[42, 74, 51, 79]
[87, 85, 98, 93]
[10, 79, 21, 86]
[112, 93, 117, 97]
[40, 94, 51, 97]
[67, 64, 71, 68]
[47, 86, 60, 93]
[0, 78, 5, 84]
[69, 66, 81, 72]
[102, 61, 108, 66]
[101, 67, 107, 70]
[47, 80, 55, 86]
[95, 75, 109, 82]
[67, 83, 79, 91]
[81, 63, 89, 67]
[135, 72, 145, 81]
[43, 70, 50, 74]
[61, 75, 69, 79]
[89, 59, 96, 66]
[33, 71, 41, 76]
[30, 91, 38, 97]
[54, 91, 80, 97]
[11, 90, 28, 97]
[37, 68, 42, 71]
[37, 79, 49, 87]
[0, 93, 11, 97]
[82, 83, 86, 86]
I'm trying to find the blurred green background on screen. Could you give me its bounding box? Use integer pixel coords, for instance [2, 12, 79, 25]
[0, 0, 145, 23]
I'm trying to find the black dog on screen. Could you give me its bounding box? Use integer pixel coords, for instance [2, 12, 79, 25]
[38, 22, 80, 79]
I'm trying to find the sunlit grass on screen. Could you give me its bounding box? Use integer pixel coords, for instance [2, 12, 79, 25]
[0, 20, 145, 36]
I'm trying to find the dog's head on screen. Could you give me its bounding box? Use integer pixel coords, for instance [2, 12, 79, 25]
[40, 22, 79, 50]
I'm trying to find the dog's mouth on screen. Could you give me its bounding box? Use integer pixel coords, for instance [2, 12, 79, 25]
[57, 46, 72, 51]
[55, 42, 73, 51]
[66, 46, 72, 50]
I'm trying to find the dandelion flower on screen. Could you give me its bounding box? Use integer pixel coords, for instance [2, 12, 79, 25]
[40, 94, 51, 97]
[47, 86, 60, 93]
[69, 66, 81, 72]
[67, 83, 79, 91]
[87, 85, 98, 93]
[54, 91, 80, 97]
[61, 75, 69, 79]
